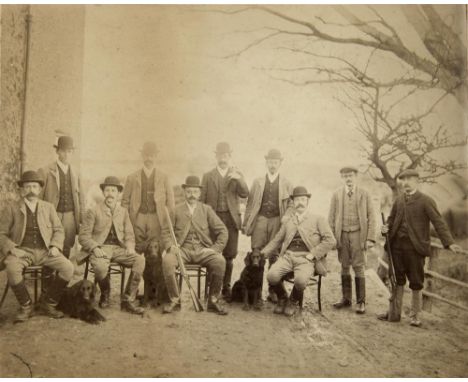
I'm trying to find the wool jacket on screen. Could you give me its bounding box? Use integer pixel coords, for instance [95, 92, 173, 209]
[328, 186, 378, 249]
[0, 200, 65, 269]
[161, 202, 228, 254]
[200, 167, 249, 230]
[243, 174, 293, 236]
[77, 202, 135, 264]
[387, 190, 454, 257]
[121, 168, 175, 226]
[38, 162, 85, 226]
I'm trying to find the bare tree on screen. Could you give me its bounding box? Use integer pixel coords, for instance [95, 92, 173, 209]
[207, 5, 468, 193]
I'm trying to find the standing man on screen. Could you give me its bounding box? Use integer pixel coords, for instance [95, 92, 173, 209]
[121, 141, 175, 304]
[262, 186, 336, 316]
[329, 166, 377, 314]
[243, 149, 293, 303]
[161, 176, 228, 315]
[38, 136, 85, 260]
[379, 169, 461, 327]
[0, 171, 74, 322]
[200, 142, 249, 300]
[78, 176, 146, 315]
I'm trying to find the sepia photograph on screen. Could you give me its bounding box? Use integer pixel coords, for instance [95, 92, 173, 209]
[0, 2, 467, 378]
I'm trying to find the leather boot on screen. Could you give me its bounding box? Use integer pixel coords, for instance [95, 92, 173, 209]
[98, 275, 111, 309]
[333, 274, 352, 309]
[39, 276, 68, 318]
[222, 258, 234, 302]
[410, 289, 422, 327]
[11, 282, 33, 323]
[377, 285, 404, 322]
[273, 284, 288, 314]
[355, 277, 366, 314]
[207, 272, 228, 315]
[121, 272, 145, 315]
[207, 296, 228, 315]
[163, 301, 181, 314]
[284, 287, 302, 317]
[40, 266, 55, 298]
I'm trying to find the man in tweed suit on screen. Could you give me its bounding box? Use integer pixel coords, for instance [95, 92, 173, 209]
[379, 169, 461, 327]
[200, 142, 249, 300]
[328, 166, 377, 314]
[242, 149, 293, 303]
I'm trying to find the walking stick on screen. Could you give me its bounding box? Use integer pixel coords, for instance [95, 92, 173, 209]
[163, 206, 204, 312]
[381, 212, 400, 321]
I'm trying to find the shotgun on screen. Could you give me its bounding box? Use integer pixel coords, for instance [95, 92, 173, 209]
[381, 212, 400, 321]
[163, 206, 204, 312]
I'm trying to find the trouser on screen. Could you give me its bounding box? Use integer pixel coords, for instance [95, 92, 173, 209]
[392, 237, 425, 291]
[4, 247, 74, 286]
[162, 243, 226, 304]
[216, 211, 239, 290]
[89, 245, 145, 281]
[134, 212, 161, 254]
[338, 230, 366, 278]
[251, 215, 282, 293]
[267, 251, 315, 292]
[57, 211, 77, 259]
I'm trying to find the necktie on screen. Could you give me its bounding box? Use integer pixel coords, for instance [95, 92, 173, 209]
[348, 189, 353, 197]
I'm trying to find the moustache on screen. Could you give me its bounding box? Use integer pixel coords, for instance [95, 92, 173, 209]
[25, 192, 36, 198]
[296, 204, 306, 208]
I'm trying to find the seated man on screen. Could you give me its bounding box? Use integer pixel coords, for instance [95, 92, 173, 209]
[262, 186, 336, 316]
[78, 176, 145, 315]
[161, 175, 228, 315]
[0, 171, 74, 323]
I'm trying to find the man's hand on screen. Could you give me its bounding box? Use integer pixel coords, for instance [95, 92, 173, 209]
[48, 246, 61, 257]
[306, 254, 315, 263]
[381, 224, 389, 235]
[449, 244, 462, 254]
[93, 247, 105, 258]
[9, 248, 27, 258]
[227, 168, 241, 180]
[365, 240, 375, 250]
[127, 248, 137, 256]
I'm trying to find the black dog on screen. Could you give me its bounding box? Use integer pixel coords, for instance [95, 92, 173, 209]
[231, 250, 265, 310]
[57, 280, 106, 324]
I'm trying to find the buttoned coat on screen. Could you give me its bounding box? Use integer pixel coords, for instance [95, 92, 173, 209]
[262, 210, 336, 261]
[387, 191, 454, 257]
[0, 200, 65, 269]
[121, 168, 175, 227]
[77, 202, 136, 264]
[200, 168, 249, 230]
[161, 202, 228, 254]
[328, 186, 378, 249]
[243, 174, 293, 236]
[38, 162, 86, 226]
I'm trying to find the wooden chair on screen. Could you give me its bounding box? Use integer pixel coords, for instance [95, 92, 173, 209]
[83, 258, 126, 297]
[0, 265, 54, 310]
[283, 272, 322, 312]
[176, 264, 210, 300]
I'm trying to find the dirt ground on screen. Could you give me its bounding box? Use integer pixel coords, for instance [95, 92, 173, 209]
[1, 236, 467, 377]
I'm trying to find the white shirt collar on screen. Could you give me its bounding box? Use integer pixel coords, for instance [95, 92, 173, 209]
[406, 189, 417, 196]
[142, 166, 155, 178]
[267, 172, 279, 183]
[345, 185, 356, 194]
[217, 166, 229, 178]
[57, 160, 69, 174]
[186, 202, 197, 215]
[24, 198, 38, 212]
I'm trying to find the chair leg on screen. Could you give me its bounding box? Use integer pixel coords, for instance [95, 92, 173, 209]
[84, 260, 89, 280]
[178, 272, 183, 295]
[0, 281, 9, 310]
[34, 270, 39, 303]
[120, 267, 125, 297]
[197, 268, 201, 299]
[317, 276, 322, 312]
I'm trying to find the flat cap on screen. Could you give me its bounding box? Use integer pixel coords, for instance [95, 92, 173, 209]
[339, 166, 358, 174]
[398, 169, 419, 179]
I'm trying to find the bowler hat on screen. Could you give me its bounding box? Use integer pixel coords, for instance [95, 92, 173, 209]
[141, 141, 158, 156]
[17, 171, 44, 187]
[53, 136, 75, 150]
[398, 169, 419, 179]
[340, 166, 358, 174]
[290, 186, 311, 199]
[265, 149, 283, 160]
[182, 175, 203, 189]
[100, 176, 123, 192]
[215, 142, 232, 155]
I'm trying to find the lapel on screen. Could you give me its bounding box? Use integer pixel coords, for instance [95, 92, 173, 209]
[405, 190, 421, 205]
[69, 165, 77, 193]
[49, 162, 60, 190]
[210, 169, 219, 192]
[355, 186, 364, 203]
[258, 175, 266, 198]
[135, 169, 142, 189]
[18, 200, 27, 241]
[278, 174, 289, 201]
